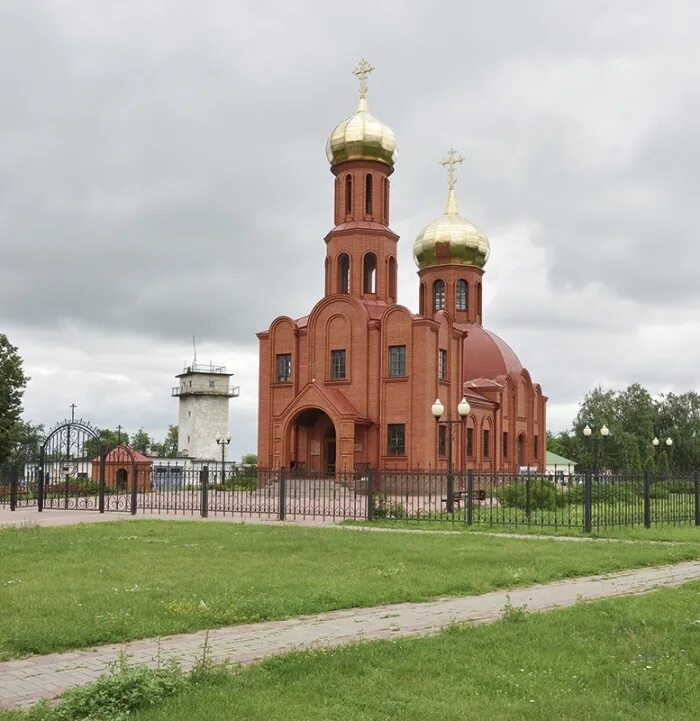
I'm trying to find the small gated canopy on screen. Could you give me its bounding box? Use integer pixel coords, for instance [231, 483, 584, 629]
[91, 444, 152, 491]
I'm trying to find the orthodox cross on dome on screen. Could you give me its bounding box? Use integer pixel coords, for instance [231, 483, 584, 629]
[440, 148, 464, 191]
[353, 58, 374, 100]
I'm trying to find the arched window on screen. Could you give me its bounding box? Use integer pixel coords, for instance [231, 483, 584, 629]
[363, 252, 377, 293]
[388, 257, 397, 300]
[383, 178, 389, 224]
[419, 283, 425, 315]
[433, 279, 445, 311]
[477, 282, 483, 318]
[337, 253, 350, 294]
[365, 173, 373, 215]
[456, 280, 468, 311]
[345, 175, 352, 215]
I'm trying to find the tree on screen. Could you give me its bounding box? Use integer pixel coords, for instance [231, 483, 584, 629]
[150, 426, 178, 458]
[573, 387, 621, 470]
[655, 391, 700, 470]
[0, 335, 29, 465]
[626, 440, 642, 473]
[131, 429, 152, 454]
[0, 421, 43, 480]
[643, 448, 656, 475]
[241, 453, 257, 465]
[657, 450, 671, 478]
[83, 429, 130, 459]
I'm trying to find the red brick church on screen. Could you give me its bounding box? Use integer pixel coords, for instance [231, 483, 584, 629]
[258, 61, 546, 474]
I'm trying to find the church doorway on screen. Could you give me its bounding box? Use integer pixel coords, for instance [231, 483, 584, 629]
[286, 407, 338, 474]
[517, 434, 525, 468]
[116, 468, 128, 492]
[324, 426, 336, 475]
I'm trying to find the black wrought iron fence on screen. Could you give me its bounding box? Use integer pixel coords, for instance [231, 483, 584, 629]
[2, 463, 699, 531]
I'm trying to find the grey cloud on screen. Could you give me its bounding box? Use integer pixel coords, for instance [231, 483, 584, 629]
[2, 0, 698, 438]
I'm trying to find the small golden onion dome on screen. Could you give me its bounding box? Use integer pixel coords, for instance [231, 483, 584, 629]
[413, 151, 490, 270]
[326, 96, 398, 168]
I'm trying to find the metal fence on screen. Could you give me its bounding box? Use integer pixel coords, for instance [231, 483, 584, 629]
[1, 464, 699, 532]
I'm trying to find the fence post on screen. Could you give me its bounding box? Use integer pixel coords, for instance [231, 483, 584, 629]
[38, 468, 44, 513]
[9, 469, 17, 512]
[583, 470, 592, 533]
[200, 466, 209, 518]
[466, 469, 474, 526]
[525, 470, 532, 521]
[643, 469, 651, 529]
[130, 465, 138, 516]
[694, 470, 699, 527]
[367, 470, 374, 521]
[98, 454, 105, 514]
[278, 466, 286, 521]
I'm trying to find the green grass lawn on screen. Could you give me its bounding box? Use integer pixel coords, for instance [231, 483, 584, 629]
[25, 580, 699, 721]
[347, 518, 700, 542]
[1, 519, 699, 660]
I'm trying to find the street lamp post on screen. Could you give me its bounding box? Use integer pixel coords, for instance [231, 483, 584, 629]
[432, 397, 471, 513]
[652, 436, 673, 476]
[583, 423, 610, 478]
[216, 432, 231, 486]
[582, 423, 609, 533]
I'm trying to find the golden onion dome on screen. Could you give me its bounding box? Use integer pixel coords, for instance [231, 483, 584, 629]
[326, 60, 397, 168]
[413, 150, 490, 270]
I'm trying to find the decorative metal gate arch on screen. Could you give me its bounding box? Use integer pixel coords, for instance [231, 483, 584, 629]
[38, 420, 138, 513]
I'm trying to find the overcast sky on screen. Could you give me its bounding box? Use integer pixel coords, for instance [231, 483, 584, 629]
[2, 0, 698, 458]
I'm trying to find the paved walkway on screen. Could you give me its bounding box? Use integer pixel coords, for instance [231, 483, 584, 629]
[2, 560, 699, 710]
[2, 509, 692, 546]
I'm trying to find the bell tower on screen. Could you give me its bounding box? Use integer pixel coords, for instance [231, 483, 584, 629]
[413, 149, 490, 324]
[324, 60, 399, 304]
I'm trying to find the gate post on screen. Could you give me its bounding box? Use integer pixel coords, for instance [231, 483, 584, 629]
[98, 452, 105, 514]
[278, 466, 286, 521]
[200, 465, 209, 518]
[9, 468, 17, 512]
[466, 469, 474, 526]
[694, 470, 699, 527]
[643, 469, 651, 529]
[583, 471, 592, 533]
[38, 466, 44, 513]
[130, 462, 138, 516]
[366, 470, 374, 520]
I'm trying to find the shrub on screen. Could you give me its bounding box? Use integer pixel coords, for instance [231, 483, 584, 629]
[371, 492, 405, 519]
[43, 654, 185, 720]
[497, 479, 567, 511]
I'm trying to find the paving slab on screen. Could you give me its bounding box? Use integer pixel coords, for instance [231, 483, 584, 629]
[1, 560, 699, 710]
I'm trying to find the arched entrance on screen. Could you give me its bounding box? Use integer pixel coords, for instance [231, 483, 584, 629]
[286, 407, 338, 475]
[116, 468, 128, 491]
[517, 433, 525, 468]
[324, 425, 336, 475]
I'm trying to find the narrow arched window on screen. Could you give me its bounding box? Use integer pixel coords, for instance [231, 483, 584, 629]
[337, 253, 350, 294]
[433, 280, 445, 311]
[383, 178, 389, 224]
[456, 280, 468, 311]
[388, 257, 397, 300]
[419, 283, 425, 315]
[363, 252, 377, 293]
[477, 282, 483, 318]
[345, 175, 352, 215]
[365, 174, 373, 215]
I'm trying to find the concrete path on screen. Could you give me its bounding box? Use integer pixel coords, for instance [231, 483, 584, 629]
[2, 560, 699, 710]
[3, 509, 693, 547]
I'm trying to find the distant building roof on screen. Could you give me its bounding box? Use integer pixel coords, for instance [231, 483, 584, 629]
[93, 445, 153, 465]
[546, 450, 576, 466]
